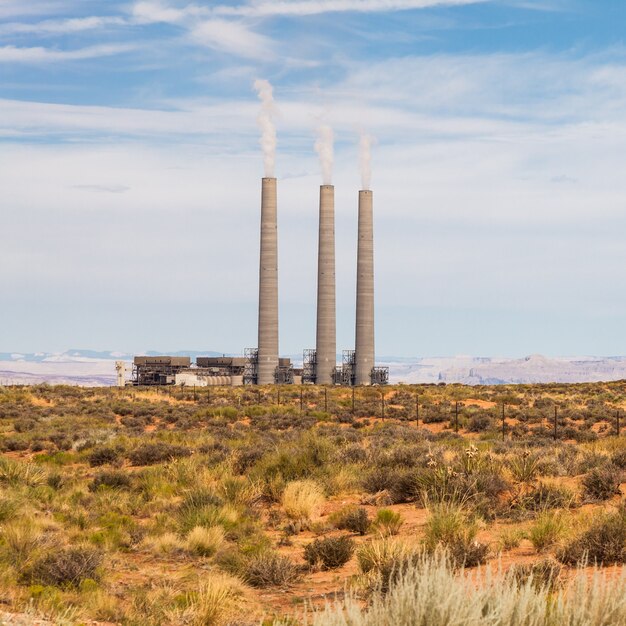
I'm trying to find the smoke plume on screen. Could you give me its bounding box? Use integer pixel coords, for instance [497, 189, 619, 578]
[359, 132, 372, 190]
[253, 79, 276, 178]
[315, 124, 334, 185]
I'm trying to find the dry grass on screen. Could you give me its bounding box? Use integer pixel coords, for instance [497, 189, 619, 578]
[281, 479, 325, 523]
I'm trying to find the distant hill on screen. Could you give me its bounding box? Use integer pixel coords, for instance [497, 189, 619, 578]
[1, 351, 625, 386]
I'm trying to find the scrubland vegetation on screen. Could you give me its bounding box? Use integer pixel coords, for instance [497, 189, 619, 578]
[0, 381, 626, 624]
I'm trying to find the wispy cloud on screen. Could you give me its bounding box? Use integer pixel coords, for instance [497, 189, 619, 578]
[0, 16, 129, 36]
[190, 19, 274, 59]
[0, 0, 71, 19]
[0, 44, 136, 63]
[214, 0, 489, 17]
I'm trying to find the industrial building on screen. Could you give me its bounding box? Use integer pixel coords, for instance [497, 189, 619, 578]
[132, 146, 388, 386]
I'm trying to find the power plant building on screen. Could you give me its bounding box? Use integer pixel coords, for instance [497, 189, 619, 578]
[131, 154, 388, 386]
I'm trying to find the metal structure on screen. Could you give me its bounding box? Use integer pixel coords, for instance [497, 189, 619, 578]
[315, 184, 337, 384]
[354, 190, 375, 385]
[371, 366, 389, 386]
[275, 361, 295, 384]
[333, 350, 356, 386]
[243, 348, 259, 385]
[302, 349, 317, 384]
[132, 356, 191, 386]
[257, 177, 279, 385]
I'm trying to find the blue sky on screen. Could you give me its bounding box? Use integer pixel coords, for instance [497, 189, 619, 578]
[1, 0, 626, 358]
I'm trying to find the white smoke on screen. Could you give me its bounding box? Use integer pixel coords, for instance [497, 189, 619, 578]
[314, 124, 334, 185]
[359, 131, 372, 190]
[253, 78, 276, 178]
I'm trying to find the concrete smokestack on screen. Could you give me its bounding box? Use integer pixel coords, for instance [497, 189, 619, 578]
[257, 177, 279, 385]
[354, 189, 375, 386]
[315, 185, 336, 384]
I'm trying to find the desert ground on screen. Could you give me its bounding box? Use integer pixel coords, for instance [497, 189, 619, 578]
[1, 382, 626, 624]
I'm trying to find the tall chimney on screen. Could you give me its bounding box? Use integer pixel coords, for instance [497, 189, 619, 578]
[315, 185, 336, 384]
[257, 177, 279, 385]
[354, 189, 375, 386]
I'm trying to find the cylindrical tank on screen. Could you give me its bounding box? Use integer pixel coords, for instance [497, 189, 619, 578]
[257, 177, 279, 385]
[315, 185, 336, 385]
[231, 375, 244, 387]
[354, 190, 375, 385]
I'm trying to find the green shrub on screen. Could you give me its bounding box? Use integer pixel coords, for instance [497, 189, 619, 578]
[519, 482, 577, 511]
[581, 466, 622, 502]
[423, 504, 488, 567]
[88, 446, 120, 467]
[89, 470, 132, 492]
[128, 442, 192, 466]
[557, 507, 626, 565]
[498, 528, 524, 551]
[529, 512, 566, 552]
[331, 506, 370, 535]
[356, 538, 421, 593]
[304, 535, 354, 570]
[373, 509, 403, 536]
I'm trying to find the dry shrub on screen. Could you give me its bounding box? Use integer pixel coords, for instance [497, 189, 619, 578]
[291, 553, 626, 625]
[0, 457, 46, 487]
[143, 532, 186, 555]
[581, 466, 622, 502]
[304, 535, 354, 570]
[21, 546, 103, 588]
[89, 469, 132, 492]
[186, 573, 245, 626]
[186, 525, 225, 557]
[128, 442, 192, 466]
[1, 519, 45, 567]
[243, 551, 300, 588]
[88, 446, 120, 467]
[281, 480, 325, 523]
[356, 537, 421, 593]
[509, 558, 564, 591]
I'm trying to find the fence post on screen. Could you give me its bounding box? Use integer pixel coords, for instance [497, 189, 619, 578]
[352, 387, 355, 415]
[454, 401, 459, 433]
[617, 410, 621, 437]
[324, 387, 328, 413]
[300, 387, 304, 413]
[502, 403, 506, 441]
[277, 388, 280, 406]
[381, 391, 385, 420]
[415, 393, 419, 428]
[553, 406, 557, 441]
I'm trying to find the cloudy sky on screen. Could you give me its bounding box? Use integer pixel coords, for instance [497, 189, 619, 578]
[1, 0, 625, 358]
